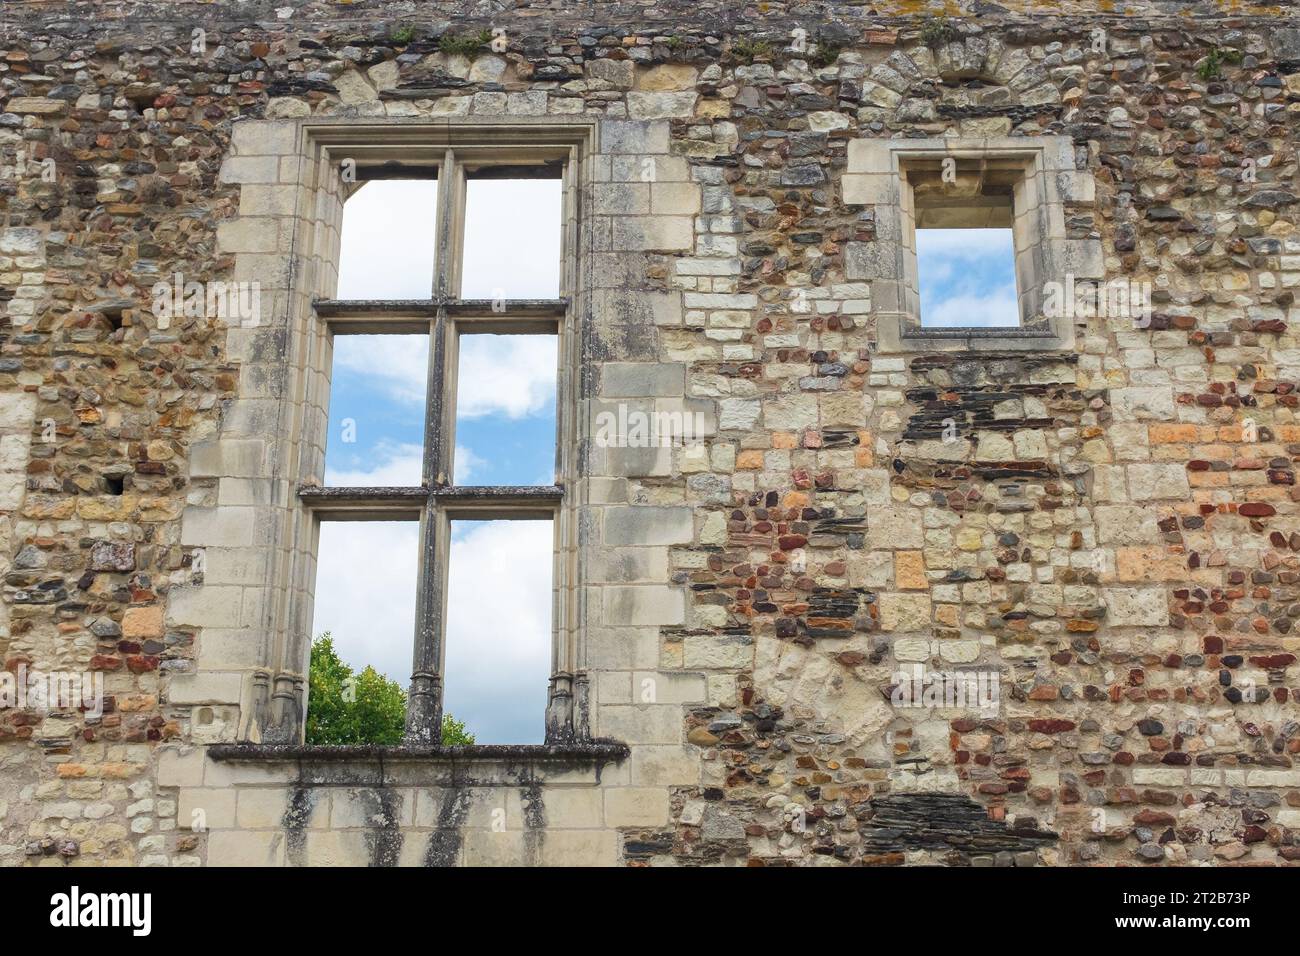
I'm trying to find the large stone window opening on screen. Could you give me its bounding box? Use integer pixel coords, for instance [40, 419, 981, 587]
[297, 131, 584, 746]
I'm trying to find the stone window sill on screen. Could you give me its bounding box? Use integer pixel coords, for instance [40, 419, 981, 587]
[206, 741, 630, 786]
[208, 741, 629, 762]
[878, 313, 1072, 353]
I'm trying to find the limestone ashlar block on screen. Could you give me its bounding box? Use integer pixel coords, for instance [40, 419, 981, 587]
[604, 787, 670, 828]
[538, 830, 618, 866]
[180, 506, 256, 549]
[190, 440, 268, 479]
[601, 120, 670, 155]
[597, 704, 686, 745]
[592, 288, 683, 327]
[601, 585, 685, 626]
[168, 585, 244, 629]
[610, 215, 693, 252]
[600, 362, 686, 398]
[592, 182, 650, 216]
[649, 181, 702, 215]
[230, 119, 299, 156]
[207, 828, 286, 866]
[603, 505, 694, 546]
[218, 155, 280, 185]
[178, 787, 237, 830]
[167, 672, 244, 707]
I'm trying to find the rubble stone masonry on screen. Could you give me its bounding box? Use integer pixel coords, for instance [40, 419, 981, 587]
[1, 0, 1299, 867]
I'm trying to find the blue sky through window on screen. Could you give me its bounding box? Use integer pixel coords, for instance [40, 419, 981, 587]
[916, 227, 1019, 328]
[454, 334, 557, 486]
[324, 334, 428, 486]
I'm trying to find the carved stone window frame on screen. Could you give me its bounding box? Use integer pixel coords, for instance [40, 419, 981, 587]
[843, 136, 1098, 353]
[263, 119, 597, 747]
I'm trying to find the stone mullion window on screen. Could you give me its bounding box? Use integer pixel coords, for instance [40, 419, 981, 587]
[301, 128, 587, 746]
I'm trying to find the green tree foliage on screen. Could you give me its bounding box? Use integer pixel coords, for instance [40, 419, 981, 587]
[305, 634, 475, 746]
[439, 713, 475, 746]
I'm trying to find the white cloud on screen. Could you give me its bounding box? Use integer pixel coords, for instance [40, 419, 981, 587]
[453, 444, 484, 484]
[329, 333, 556, 423]
[460, 179, 562, 299]
[919, 259, 954, 284]
[916, 227, 1013, 259]
[325, 441, 423, 487]
[921, 286, 1020, 328]
[336, 180, 438, 300]
[456, 334, 557, 419]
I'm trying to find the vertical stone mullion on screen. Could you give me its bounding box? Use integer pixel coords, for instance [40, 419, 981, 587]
[434, 147, 463, 299]
[406, 306, 449, 743]
[405, 495, 444, 744]
[405, 145, 460, 744]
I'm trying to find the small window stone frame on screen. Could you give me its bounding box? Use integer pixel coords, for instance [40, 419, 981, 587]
[842, 136, 1098, 353]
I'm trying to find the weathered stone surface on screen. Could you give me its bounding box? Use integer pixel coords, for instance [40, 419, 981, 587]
[89, 541, 135, 572]
[1103, 588, 1170, 627]
[1, 0, 1296, 874]
[878, 593, 932, 632]
[626, 91, 698, 119]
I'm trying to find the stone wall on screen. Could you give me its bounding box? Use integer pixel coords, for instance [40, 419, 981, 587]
[1, 0, 1299, 866]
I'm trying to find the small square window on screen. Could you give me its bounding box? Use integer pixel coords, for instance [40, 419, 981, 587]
[908, 159, 1021, 330]
[842, 136, 1091, 351]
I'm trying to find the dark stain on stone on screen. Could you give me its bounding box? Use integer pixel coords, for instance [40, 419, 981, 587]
[521, 773, 546, 866]
[282, 786, 317, 867]
[894, 353, 1089, 489]
[355, 787, 404, 867]
[423, 785, 472, 867]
